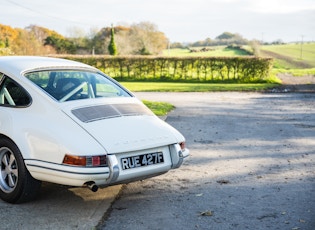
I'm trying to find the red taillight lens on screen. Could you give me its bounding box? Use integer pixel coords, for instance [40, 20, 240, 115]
[179, 142, 186, 150]
[92, 156, 100, 166]
[90, 155, 107, 166]
[63, 154, 107, 167]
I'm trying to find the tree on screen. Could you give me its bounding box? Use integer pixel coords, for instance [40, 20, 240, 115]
[249, 40, 261, 56]
[26, 25, 55, 44]
[0, 24, 18, 48]
[216, 32, 235, 40]
[0, 21, 167, 55]
[128, 22, 168, 55]
[11, 28, 42, 55]
[213, 32, 248, 46]
[170, 42, 185, 49]
[108, 25, 118, 55]
[91, 26, 127, 54]
[44, 33, 77, 54]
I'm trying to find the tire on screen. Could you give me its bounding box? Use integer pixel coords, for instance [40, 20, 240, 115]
[0, 138, 41, 203]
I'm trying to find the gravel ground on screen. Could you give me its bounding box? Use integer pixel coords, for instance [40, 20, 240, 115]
[100, 92, 315, 230]
[277, 74, 315, 85]
[272, 74, 315, 93]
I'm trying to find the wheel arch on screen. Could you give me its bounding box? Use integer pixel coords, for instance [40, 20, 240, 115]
[0, 132, 32, 159]
[0, 133, 15, 143]
[0, 134, 42, 203]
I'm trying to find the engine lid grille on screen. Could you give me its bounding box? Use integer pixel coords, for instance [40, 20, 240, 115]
[72, 103, 153, 123]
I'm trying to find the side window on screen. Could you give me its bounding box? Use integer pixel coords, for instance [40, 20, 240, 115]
[0, 76, 31, 107]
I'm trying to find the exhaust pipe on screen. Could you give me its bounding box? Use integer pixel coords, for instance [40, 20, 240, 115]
[85, 181, 99, 192]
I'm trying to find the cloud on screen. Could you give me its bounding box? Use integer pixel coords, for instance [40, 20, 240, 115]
[246, 0, 315, 14]
[1, 0, 314, 42]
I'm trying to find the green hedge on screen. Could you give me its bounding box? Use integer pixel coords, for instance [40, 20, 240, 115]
[57, 55, 273, 83]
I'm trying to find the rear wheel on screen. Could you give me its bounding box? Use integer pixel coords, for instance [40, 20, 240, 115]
[0, 138, 41, 203]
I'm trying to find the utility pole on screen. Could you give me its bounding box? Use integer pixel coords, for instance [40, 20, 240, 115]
[300, 35, 304, 60]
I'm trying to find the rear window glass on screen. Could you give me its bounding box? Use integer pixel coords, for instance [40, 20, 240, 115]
[25, 70, 131, 102]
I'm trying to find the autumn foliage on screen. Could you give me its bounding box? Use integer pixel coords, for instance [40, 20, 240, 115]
[0, 22, 168, 55]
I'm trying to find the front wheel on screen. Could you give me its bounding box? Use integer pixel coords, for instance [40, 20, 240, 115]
[0, 138, 41, 203]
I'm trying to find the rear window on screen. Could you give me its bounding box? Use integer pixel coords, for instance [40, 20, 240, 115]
[25, 70, 131, 102]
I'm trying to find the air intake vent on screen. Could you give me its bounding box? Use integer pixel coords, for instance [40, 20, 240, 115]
[72, 103, 153, 123]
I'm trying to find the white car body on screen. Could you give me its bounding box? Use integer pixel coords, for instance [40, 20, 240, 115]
[0, 56, 189, 203]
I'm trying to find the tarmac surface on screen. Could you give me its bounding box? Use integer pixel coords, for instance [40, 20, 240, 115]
[273, 74, 315, 93]
[1, 89, 314, 229]
[101, 92, 315, 230]
[0, 182, 122, 229]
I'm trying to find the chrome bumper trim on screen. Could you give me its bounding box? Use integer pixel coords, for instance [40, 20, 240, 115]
[105, 154, 120, 184]
[170, 144, 189, 169]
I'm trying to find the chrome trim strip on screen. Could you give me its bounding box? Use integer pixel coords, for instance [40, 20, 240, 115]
[26, 164, 109, 175]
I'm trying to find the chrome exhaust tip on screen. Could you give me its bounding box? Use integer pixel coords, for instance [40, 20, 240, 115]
[85, 181, 99, 192]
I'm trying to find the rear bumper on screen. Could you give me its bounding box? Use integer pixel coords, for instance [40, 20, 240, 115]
[105, 143, 189, 184]
[25, 160, 111, 186]
[26, 143, 189, 187]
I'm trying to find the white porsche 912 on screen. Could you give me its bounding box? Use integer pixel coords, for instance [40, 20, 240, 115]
[0, 56, 189, 203]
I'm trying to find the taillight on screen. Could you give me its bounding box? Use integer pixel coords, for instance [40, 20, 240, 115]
[63, 155, 86, 166]
[179, 142, 186, 151]
[63, 154, 107, 167]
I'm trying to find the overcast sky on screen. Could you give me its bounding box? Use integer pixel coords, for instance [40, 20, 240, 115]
[1, 0, 315, 43]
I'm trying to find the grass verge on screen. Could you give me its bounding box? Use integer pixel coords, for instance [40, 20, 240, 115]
[142, 100, 175, 116]
[272, 68, 315, 77]
[122, 82, 279, 92]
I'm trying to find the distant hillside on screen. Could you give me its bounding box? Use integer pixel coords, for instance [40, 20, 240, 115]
[163, 43, 315, 71]
[162, 45, 251, 57]
[260, 43, 315, 69]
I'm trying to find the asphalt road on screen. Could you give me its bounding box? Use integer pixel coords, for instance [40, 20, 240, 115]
[99, 92, 315, 230]
[1, 92, 314, 230]
[0, 182, 122, 229]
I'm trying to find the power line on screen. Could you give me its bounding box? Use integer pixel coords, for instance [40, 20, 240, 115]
[5, 0, 92, 26]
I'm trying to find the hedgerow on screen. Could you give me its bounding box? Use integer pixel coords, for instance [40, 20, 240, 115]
[56, 55, 273, 83]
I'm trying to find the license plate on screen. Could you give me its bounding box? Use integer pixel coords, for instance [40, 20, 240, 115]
[121, 152, 164, 170]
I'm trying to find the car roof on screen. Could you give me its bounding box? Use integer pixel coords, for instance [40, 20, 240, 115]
[0, 56, 96, 76]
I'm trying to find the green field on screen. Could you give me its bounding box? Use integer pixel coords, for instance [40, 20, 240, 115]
[163, 43, 315, 76]
[162, 46, 250, 57]
[260, 43, 315, 69]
